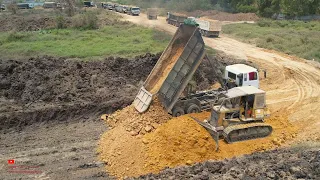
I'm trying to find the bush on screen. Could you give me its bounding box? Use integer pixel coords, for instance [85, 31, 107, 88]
[236, 5, 257, 13]
[72, 12, 98, 30]
[6, 31, 30, 42]
[7, 4, 18, 15]
[257, 19, 273, 27]
[56, 16, 67, 29]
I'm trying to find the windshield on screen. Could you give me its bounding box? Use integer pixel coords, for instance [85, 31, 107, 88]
[132, 8, 140, 10]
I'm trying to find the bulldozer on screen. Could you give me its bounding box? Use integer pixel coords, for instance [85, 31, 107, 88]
[133, 24, 273, 147]
[192, 86, 272, 150]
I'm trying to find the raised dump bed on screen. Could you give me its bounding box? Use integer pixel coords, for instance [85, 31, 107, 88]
[134, 24, 205, 113]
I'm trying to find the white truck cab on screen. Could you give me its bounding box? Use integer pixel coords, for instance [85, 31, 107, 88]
[224, 64, 259, 88]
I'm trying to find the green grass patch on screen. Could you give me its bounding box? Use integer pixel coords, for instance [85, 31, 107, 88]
[0, 24, 171, 59]
[223, 20, 320, 62]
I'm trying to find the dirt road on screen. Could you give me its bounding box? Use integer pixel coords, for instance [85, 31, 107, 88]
[122, 13, 320, 142]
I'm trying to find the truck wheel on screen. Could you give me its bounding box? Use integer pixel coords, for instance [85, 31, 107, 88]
[186, 104, 201, 114]
[172, 107, 185, 117]
[204, 31, 208, 37]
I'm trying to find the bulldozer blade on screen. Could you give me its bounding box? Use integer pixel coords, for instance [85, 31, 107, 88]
[190, 116, 219, 151]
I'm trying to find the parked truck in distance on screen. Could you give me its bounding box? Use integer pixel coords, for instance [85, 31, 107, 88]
[188, 17, 222, 37]
[166, 12, 188, 26]
[147, 8, 158, 20]
[17, 3, 32, 9]
[43, 2, 61, 9]
[83, 1, 95, 7]
[0, 4, 5, 11]
[127, 7, 140, 16]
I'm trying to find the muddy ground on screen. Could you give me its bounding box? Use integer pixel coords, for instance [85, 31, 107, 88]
[134, 148, 320, 179]
[0, 53, 318, 179]
[0, 53, 233, 179]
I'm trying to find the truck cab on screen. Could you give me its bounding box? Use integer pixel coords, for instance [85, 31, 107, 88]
[129, 7, 140, 15]
[224, 64, 259, 89]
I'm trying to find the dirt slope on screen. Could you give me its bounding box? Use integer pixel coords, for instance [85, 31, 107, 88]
[121, 13, 320, 143]
[133, 148, 320, 179]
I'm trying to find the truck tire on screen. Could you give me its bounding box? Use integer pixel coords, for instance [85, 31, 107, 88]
[172, 107, 185, 117]
[186, 104, 201, 114]
[204, 30, 208, 37]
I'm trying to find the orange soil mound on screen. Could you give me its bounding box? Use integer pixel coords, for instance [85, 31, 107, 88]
[99, 109, 297, 178]
[143, 115, 218, 172]
[98, 126, 147, 178]
[142, 112, 298, 174]
[106, 99, 171, 135]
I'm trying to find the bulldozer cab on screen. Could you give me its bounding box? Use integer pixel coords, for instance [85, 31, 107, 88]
[216, 86, 268, 122]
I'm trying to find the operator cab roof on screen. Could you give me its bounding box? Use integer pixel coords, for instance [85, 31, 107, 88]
[226, 64, 257, 74]
[226, 86, 265, 98]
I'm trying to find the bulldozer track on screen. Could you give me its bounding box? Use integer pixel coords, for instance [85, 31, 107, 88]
[223, 123, 273, 143]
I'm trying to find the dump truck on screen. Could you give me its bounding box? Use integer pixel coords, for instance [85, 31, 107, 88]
[134, 24, 206, 114]
[166, 12, 188, 26]
[188, 17, 222, 37]
[192, 86, 272, 149]
[147, 8, 158, 20]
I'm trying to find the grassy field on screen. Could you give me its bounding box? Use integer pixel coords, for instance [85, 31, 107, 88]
[0, 24, 171, 59]
[223, 19, 320, 62]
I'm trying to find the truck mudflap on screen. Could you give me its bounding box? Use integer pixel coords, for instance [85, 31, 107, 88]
[134, 24, 205, 113]
[133, 86, 153, 113]
[223, 123, 273, 143]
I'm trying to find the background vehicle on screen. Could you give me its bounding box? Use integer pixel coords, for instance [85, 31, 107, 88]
[113, 4, 119, 11]
[127, 7, 140, 16]
[115, 5, 125, 12]
[122, 6, 128, 13]
[166, 12, 188, 26]
[188, 17, 222, 37]
[0, 4, 5, 11]
[43, 2, 58, 9]
[83, 1, 95, 7]
[147, 8, 158, 20]
[107, 3, 113, 10]
[17, 3, 31, 9]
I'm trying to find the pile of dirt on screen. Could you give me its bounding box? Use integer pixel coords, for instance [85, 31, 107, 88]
[0, 14, 58, 32]
[106, 99, 172, 135]
[143, 116, 218, 172]
[0, 53, 160, 131]
[186, 10, 260, 22]
[99, 108, 298, 178]
[133, 148, 320, 179]
[98, 126, 147, 178]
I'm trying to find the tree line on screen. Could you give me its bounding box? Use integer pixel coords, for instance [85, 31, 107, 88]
[117, 0, 320, 17]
